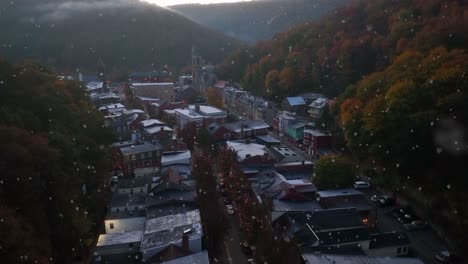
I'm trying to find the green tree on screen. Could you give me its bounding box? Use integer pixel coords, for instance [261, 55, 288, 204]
[313, 156, 355, 189]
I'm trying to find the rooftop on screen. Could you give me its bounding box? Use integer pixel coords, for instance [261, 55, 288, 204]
[99, 103, 125, 111]
[302, 254, 424, 264]
[145, 126, 174, 135]
[136, 96, 161, 101]
[287, 97, 307, 106]
[85, 81, 103, 91]
[256, 135, 281, 144]
[226, 141, 271, 161]
[193, 105, 226, 116]
[132, 82, 174, 87]
[161, 151, 191, 167]
[163, 251, 209, 264]
[117, 176, 151, 189]
[369, 232, 410, 249]
[141, 222, 202, 251]
[317, 189, 374, 212]
[144, 209, 201, 234]
[119, 141, 162, 156]
[223, 119, 269, 133]
[110, 193, 146, 208]
[141, 119, 166, 128]
[316, 189, 364, 198]
[272, 199, 322, 212]
[105, 209, 146, 220]
[309, 97, 328, 108]
[96, 231, 143, 247]
[304, 129, 327, 137]
[146, 202, 199, 219]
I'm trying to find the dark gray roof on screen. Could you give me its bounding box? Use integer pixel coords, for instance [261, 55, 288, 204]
[256, 135, 281, 144]
[273, 199, 322, 212]
[105, 209, 146, 220]
[163, 251, 209, 264]
[117, 176, 151, 189]
[120, 141, 162, 156]
[146, 202, 199, 219]
[317, 190, 374, 212]
[302, 254, 424, 264]
[223, 119, 269, 133]
[110, 193, 146, 208]
[369, 232, 410, 249]
[91, 252, 142, 264]
[146, 190, 197, 208]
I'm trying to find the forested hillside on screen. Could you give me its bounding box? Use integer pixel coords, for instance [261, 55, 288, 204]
[0, 0, 241, 75]
[217, 0, 468, 101]
[0, 58, 114, 263]
[340, 48, 468, 247]
[171, 0, 349, 43]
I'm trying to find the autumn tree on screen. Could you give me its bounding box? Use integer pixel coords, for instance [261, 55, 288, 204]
[313, 155, 355, 189]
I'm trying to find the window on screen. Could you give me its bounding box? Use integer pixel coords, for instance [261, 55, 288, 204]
[131, 155, 136, 161]
[129, 243, 134, 248]
[397, 247, 402, 254]
[147, 151, 152, 158]
[109, 223, 114, 229]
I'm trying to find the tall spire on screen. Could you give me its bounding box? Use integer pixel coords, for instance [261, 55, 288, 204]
[97, 58, 108, 93]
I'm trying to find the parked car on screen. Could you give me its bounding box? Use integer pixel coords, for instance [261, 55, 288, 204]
[226, 204, 235, 215]
[378, 196, 395, 207]
[223, 197, 231, 205]
[403, 220, 428, 231]
[354, 180, 371, 189]
[247, 258, 256, 264]
[111, 176, 119, 184]
[371, 194, 385, 202]
[435, 251, 455, 263]
[394, 207, 418, 223]
[240, 241, 252, 255]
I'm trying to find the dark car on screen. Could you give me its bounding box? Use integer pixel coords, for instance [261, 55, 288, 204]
[403, 220, 428, 231]
[435, 251, 460, 263]
[378, 196, 395, 207]
[394, 207, 418, 223]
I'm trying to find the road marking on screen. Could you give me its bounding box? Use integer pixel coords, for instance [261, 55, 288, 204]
[224, 240, 233, 264]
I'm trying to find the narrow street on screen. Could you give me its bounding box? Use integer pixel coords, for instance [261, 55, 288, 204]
[213, 194, 248, 264]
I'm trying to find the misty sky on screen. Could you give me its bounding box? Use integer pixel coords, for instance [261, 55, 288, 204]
[145, 0, 251, 7]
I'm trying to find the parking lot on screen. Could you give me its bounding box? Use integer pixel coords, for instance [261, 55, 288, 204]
[367, 191, 449, 264]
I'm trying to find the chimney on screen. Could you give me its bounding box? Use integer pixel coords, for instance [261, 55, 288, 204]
[181, 233, 189, 252]
[195, 104, 200, 113]
[160, 127, 164, 131]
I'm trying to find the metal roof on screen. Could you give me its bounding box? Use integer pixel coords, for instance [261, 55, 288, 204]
[96, 231, 143, 247]
[287, 97, 306, 106]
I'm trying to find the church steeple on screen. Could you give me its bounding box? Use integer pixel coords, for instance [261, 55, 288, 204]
[97, 58, 108, 93]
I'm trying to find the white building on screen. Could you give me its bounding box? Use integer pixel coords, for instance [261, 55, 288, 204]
[174, 105, 226, 130]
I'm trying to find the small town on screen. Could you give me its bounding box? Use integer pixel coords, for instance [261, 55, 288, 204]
[74, 54, 451, 264]
[1, 1, 467, 263]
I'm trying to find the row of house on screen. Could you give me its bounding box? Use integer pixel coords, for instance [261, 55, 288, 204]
[94, 127, 209, 264]
[223, 85, 278, 126]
